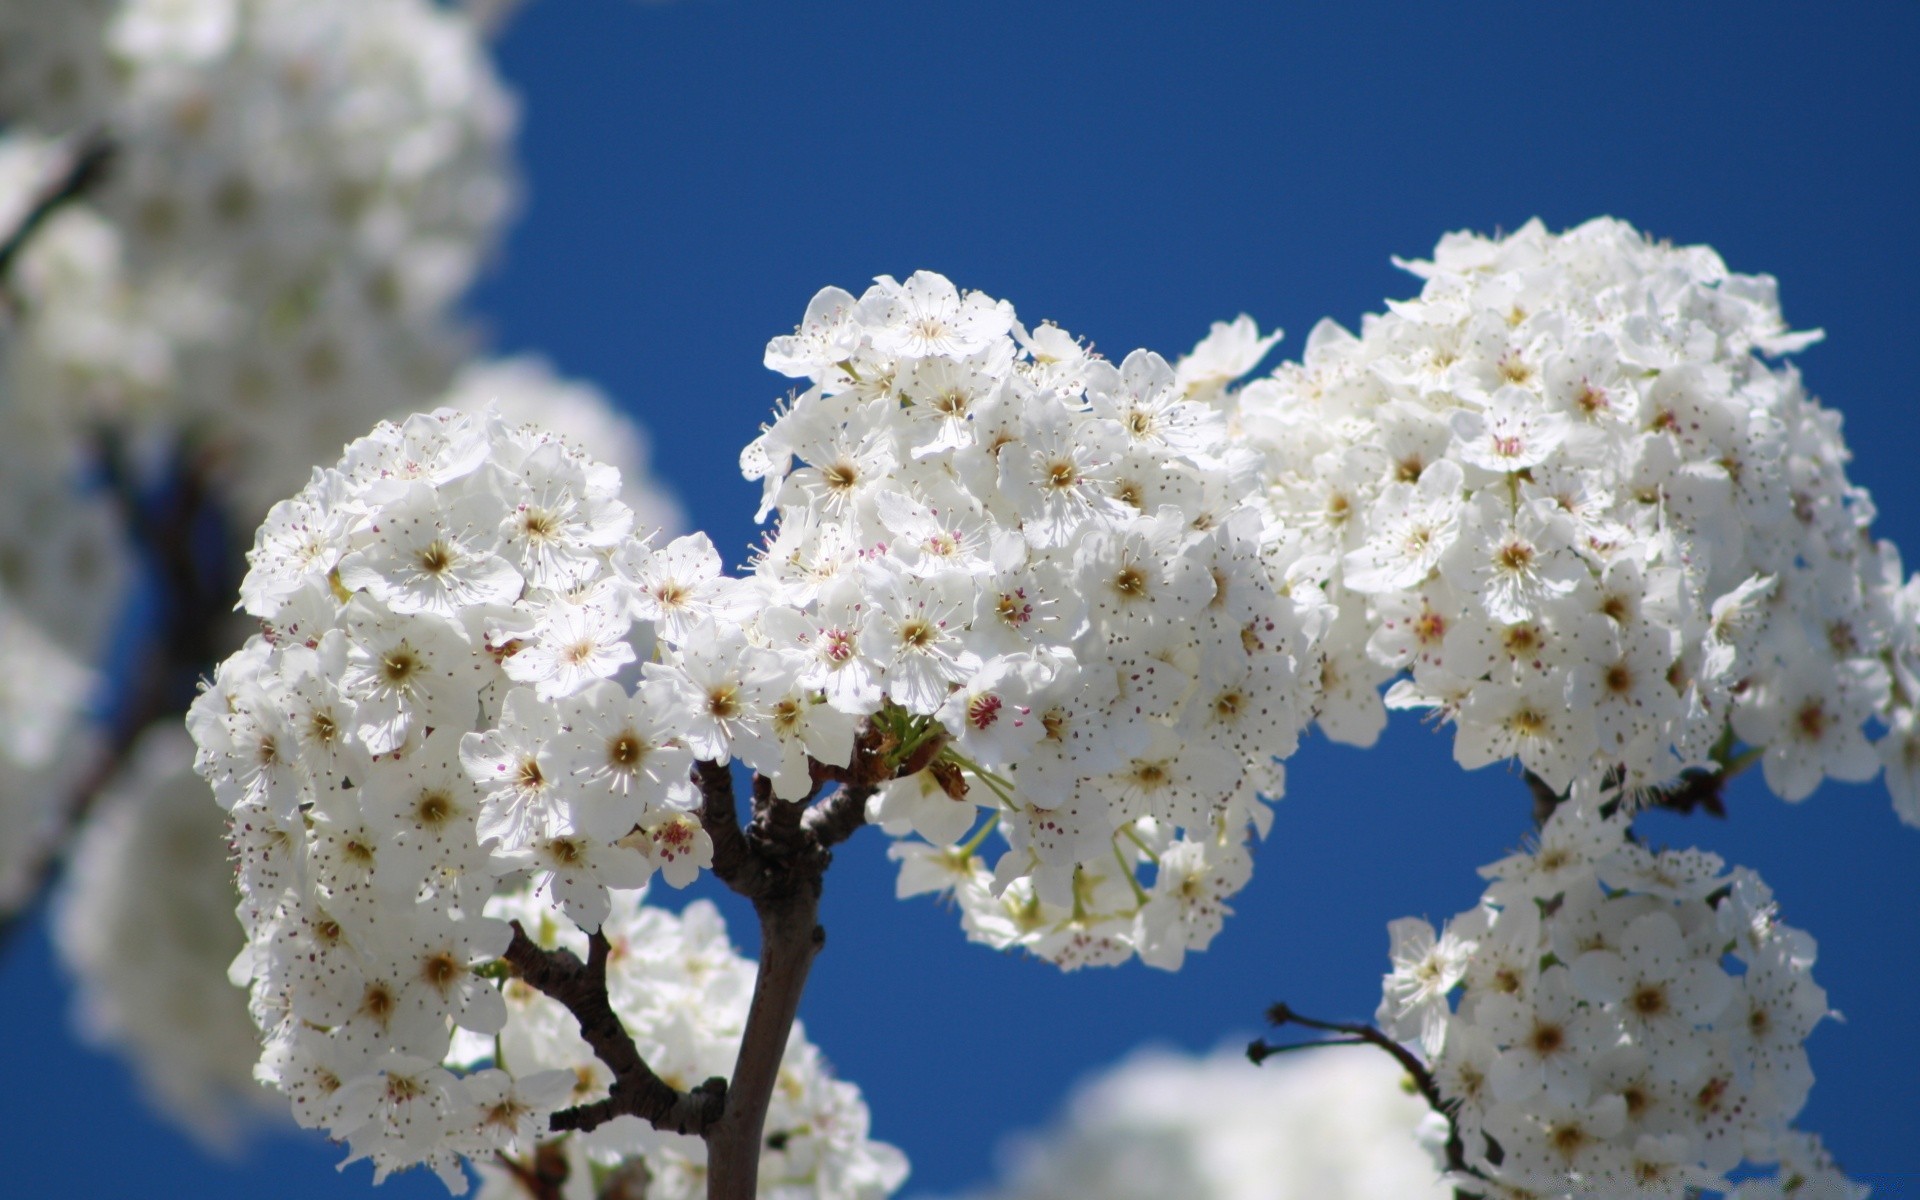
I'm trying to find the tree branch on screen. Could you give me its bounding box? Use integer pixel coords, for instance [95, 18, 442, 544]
[801, 783, 872, 850]
[695, 758, 768, 899]
[552, 745, 886, 1196]
[503, 920, 727, 1138]
[1250, 1003, 1483, 1186]
[707, 873, 825, 1200]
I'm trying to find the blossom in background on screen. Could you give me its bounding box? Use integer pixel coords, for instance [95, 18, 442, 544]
[54, 728, 280, 1149]
[935, 1044, 1447, 1200]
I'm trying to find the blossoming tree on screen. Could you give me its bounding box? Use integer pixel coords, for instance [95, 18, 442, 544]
[195, 229, 1903, 1198]
[0, 3, 1911, 1200]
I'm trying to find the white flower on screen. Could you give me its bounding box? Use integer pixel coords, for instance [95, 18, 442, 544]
[859, 270, 1012, 359]
[337, 480, 525, 619]
[462, 686, 568, 852]
[556, 679, 693, 838]
[501, 586, 636, 700]
[1376, 916, 1471, 1057]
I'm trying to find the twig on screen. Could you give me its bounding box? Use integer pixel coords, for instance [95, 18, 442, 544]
[503, 921, 727, 1137]
[1524, 770, 1563, 828]
[1250, 1003, 1483, 1186]
[1524, 765, 1729, 831]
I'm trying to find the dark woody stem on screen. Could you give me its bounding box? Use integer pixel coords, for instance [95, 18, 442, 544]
[515, 728, 889, 1200]
[502, 921, 727, 1137]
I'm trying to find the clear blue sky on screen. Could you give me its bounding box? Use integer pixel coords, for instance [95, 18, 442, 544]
[3, 1, 1916, 1195]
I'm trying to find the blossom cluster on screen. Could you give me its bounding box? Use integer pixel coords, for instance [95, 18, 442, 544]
[0, 0, 516, 515]
[748, 273, 1319, 969]
[0, 0, 682, 1140]
[1377, 796, 1861, 1198]
[466, 889, 908, 1200]
[1225, 218, 1916, 818]
[191, 407, 895, 1190]
[0, 0, 529, 897]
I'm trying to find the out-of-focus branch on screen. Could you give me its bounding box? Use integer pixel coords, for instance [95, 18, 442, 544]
[0, 132, 114, 288]
[492, 1144, 571, 1200]
[0, 435, 234, 959]
[1524, 764, 1730, 830]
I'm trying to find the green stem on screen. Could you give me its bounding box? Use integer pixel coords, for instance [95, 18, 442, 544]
[1119, 823, 1161, 866]
[1112, 838, 1151, 906]
[957, 812, 1001, 859]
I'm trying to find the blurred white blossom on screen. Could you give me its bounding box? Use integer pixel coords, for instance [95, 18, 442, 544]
[936, 1044, 1447, 1200]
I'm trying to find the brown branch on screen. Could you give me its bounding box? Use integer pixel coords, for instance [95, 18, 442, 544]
[503, 920, 726, 1138]
[1250, 1003, 1483, 1186]
[493, 1144, 570, 1200]
[801, 783, 872, 850]
[595, 1160, 652, 1200]
[707, 873, 825, 1200]
[543, 747, 886, 1197]
[695, 758, 768, 898]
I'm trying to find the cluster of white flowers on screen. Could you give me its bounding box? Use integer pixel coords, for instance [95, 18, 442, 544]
[466, 888, 908, 1200]
[748, 273, 1320, 970]
[54, 728, 278, 1148]
[940, 1044, 1446, 1200]
[441, 355, 687, 547]
[0, 2, 683, 1152]
[1377, 796, 1861, 1198]
[1224, 218, 1915, 818]
[191, 407, 897, 1191]
[0, 0, 517, 515]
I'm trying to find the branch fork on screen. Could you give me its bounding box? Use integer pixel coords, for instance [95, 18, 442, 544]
[505, 726, 894, 1198]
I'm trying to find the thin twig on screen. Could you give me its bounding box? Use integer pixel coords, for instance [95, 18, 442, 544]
[1524, 765, 1729, 831]
[695, 758, 768, 899]
[1250, 1003, 1483, 1185]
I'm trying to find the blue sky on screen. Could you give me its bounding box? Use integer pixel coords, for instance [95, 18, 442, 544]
[2, 1, 1916, 1195]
